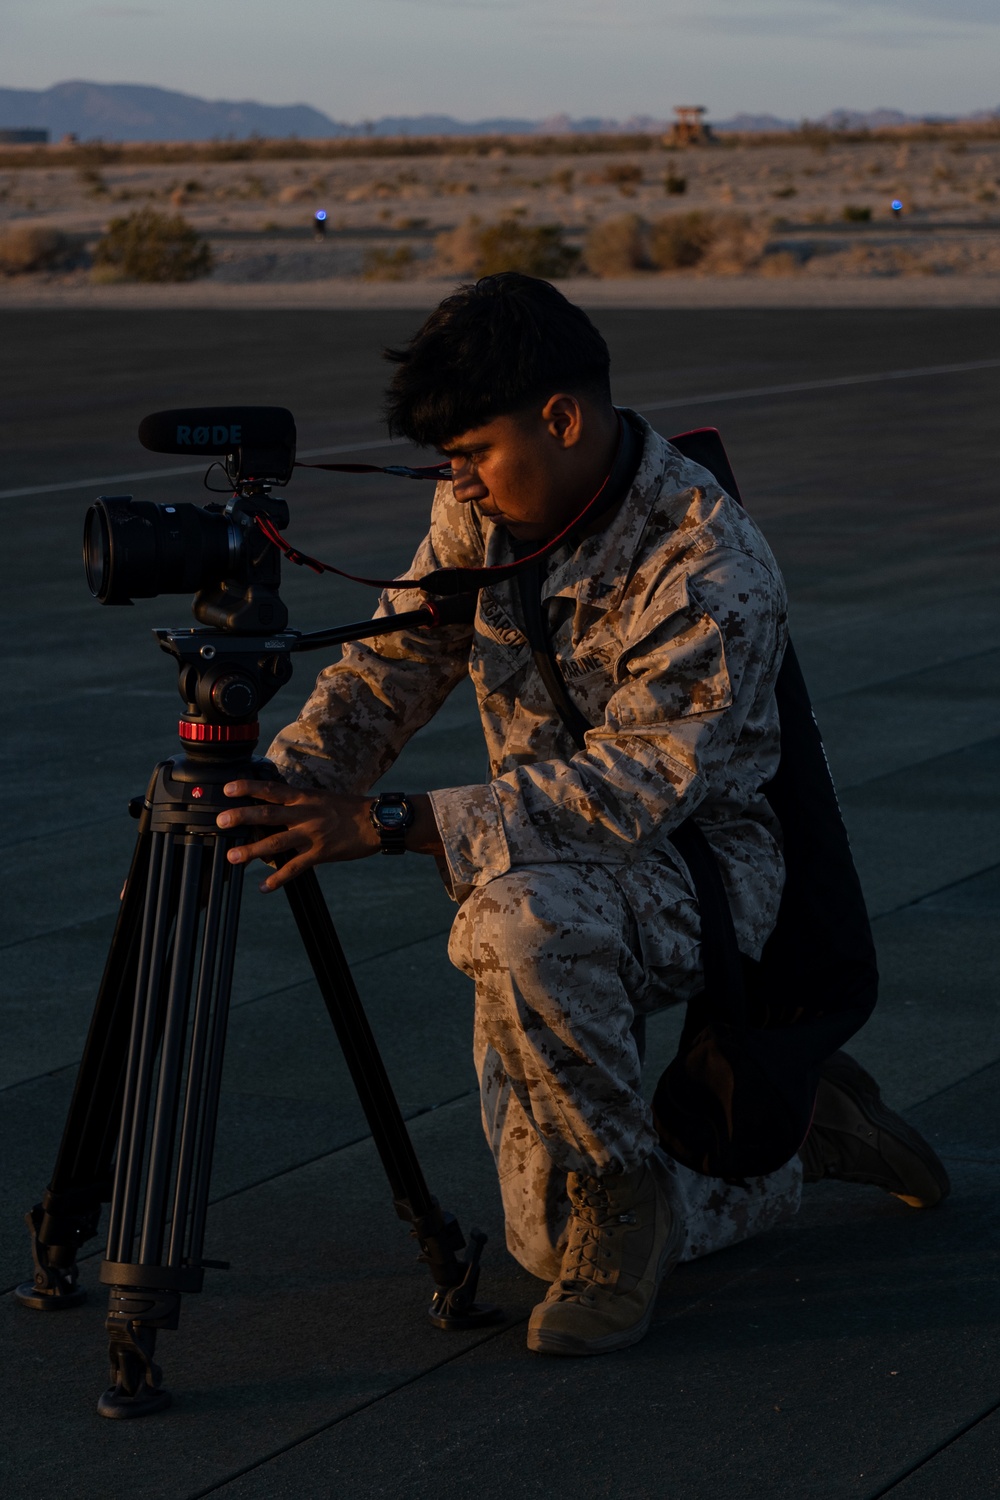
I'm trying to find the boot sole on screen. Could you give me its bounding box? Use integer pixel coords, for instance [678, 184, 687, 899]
[526, 1210, 684, 1357]
[811, 1053, 950, 1208]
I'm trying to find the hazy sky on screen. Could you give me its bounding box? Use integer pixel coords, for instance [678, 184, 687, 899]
[5, 0, 998, 120]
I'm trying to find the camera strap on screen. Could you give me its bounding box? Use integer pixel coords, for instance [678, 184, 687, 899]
[255, 421, 625, 600]
[295, 460, 454, 482]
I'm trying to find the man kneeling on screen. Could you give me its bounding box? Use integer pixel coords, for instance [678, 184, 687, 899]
[217, 274, 949, 1355]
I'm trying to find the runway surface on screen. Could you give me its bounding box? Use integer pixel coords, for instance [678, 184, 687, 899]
[2, 306, 999, 1499]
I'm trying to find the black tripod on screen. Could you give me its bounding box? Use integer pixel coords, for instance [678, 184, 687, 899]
[17, 511, 499, 1417]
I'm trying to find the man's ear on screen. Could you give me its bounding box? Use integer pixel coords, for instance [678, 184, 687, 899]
[541, 393, 584, 448]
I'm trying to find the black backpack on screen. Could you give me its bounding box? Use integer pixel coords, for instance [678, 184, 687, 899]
[521, 426, 879, 1182]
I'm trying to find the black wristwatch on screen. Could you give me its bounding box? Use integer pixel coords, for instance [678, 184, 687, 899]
[369, 792, 414, 855]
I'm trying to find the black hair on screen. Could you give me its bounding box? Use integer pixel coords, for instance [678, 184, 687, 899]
[383, 272, 612, 447]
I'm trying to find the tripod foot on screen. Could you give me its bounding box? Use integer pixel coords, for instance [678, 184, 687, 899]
[97, 1318, 172, 1420]
[98, 1383, 173, 1420]
[14, 1208, 87, 1310]
[427, 1229, 504, 1331]
[15, 1277, 86, 1312]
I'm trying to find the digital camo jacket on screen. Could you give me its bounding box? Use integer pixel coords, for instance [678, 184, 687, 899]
[268, 414, 789, 956]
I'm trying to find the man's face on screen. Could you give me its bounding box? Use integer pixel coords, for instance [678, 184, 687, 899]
[438, 394, 615, 543]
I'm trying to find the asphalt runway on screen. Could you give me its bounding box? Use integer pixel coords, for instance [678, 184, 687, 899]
[2, 306, 1000, 1499]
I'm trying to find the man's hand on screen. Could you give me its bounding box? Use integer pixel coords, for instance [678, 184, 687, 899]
[216, 780, 443, 893]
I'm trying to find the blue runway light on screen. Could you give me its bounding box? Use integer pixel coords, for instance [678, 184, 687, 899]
[315, 210, 328, 222]
[891, 199, 903, 213]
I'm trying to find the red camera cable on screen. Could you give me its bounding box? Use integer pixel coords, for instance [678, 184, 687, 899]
[255, 432, 622, 600]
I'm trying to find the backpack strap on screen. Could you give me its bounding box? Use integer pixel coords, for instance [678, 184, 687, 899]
[515, 558, 593, 751]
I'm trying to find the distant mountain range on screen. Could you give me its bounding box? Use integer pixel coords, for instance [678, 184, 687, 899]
[0, 81, 996, 143]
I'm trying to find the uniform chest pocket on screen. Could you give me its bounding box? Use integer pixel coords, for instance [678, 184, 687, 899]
[615, 577, 733, 720]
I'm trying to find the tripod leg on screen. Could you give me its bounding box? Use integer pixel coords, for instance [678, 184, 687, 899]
[284, 870, 501, 1330]
[17, 821, 153, 1310]
[98, 810, 245, 1419]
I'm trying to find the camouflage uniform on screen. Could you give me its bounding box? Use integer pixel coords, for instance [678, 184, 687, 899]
[269, 415, 803, 1277]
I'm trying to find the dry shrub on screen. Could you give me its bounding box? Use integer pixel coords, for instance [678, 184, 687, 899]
[278, 183, 314, 204]
[0, 224, 71, 274]
[584, 214, 647, 276]
[477, 220, 579, 277]
[648, 211, 764, 273]
[699, 213, 767, 273]
[77, 167, 107, 196]
[819, 243, 927, 277]
[601, 162, 643, 186]
[648, 211, 717, 269]
[362, 244, 415, 281]
[435, 217, 579, 278]
[434, 216, 485, 274]
[664, 172, 687, 195]
[758, 250, 801, 278]
[93, 209, 213, 283]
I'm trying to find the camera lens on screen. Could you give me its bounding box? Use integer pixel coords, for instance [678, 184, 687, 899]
[83, 497, 239, 605]
[83, 503, 112, 601]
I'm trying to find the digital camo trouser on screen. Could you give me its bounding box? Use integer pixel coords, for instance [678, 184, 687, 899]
[448, 855, 802, 1283]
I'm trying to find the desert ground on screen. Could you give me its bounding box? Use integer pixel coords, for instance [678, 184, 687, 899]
[1, 136, 1000, 286]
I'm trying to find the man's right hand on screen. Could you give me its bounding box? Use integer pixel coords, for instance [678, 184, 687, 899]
[216, 780, 443, 892]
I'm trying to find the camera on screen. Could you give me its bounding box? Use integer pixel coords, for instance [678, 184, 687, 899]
[83, 406, 296, 632]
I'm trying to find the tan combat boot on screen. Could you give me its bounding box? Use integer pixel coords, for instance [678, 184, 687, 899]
[527, 1156, 683, 1356]
[800, 1050, 950, 1208]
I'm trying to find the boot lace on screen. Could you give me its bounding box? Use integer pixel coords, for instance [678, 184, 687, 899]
[553, 1179, 631, 1303]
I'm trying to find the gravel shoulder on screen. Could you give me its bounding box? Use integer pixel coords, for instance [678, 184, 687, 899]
[2, 273, 1000, 308]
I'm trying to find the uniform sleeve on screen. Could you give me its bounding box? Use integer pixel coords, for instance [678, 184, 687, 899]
[429, 547, 786, 891]
[266, 482, 481, 793]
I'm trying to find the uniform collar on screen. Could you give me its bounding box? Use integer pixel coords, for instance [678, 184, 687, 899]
[479, 411, 680, 609]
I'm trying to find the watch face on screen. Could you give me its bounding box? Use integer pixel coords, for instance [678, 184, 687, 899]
[378, 804, 409, 830]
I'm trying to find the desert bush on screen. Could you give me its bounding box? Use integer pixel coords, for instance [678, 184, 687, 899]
[434, 217, 485, 274]
[93, 209, 213, 282]
[584, 214, 647, 276]
[701, 213, 767, 272]
[278, 183, 315, 204]
[602, 162, 643, 186]
[664, 172, 687, 195]
[435, 217, 579, 278]
[362, 244, 415, 281]
[648, 211, 717, 269]
[772, 185, 797, 199]
[0, 224, 71, 274]
[477, 220, 579, 276]
[648, 211, 765, 273]
[758, 249, 803, 277]
[841, 203, 872, 222]
[77, 167, 107, 196]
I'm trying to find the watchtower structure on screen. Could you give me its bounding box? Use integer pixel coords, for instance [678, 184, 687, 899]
[668, 107, 713, 147]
